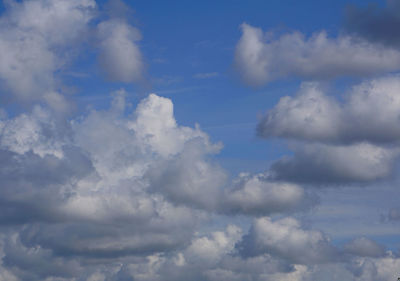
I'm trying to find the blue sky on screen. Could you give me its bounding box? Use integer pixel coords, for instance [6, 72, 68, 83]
[0, 0, 400, 280]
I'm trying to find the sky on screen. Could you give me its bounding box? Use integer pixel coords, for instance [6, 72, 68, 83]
[0, 0, 400, 280]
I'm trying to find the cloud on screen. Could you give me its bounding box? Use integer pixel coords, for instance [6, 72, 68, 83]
[0, 91, 319, 280]
[149, 159, 315, 215]
[237, 217, 339, 265]
[381, 207, 400, 222]
[258, 77, 400, 145]
[235, 23, 400, 86]
[348, 256, 400, 281]
[0, 0, 96, 111]
[193, 72, 219, 79]
[0, 92, 219, 279]
[270, 142, 398, 184]
[257, 77, 400, 184]
[344, 237, 386, 258]
[1, 1, 399, 280]
[0, 90, 315, 280]
[0, 0, 145, 111]
[97, 19, 144, 83]
[344, 0, 400, 48]
[220, 173, 317, 215]
[184, 225, 242, 266]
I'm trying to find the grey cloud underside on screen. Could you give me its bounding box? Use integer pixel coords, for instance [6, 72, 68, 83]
[345, 0, 400, 48]
[270, 142, 397, 184]
[343, 237, 386, 258]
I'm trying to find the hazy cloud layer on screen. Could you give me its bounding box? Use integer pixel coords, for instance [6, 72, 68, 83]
[235, 23, 400, 86]
[345, 0, 400, 48]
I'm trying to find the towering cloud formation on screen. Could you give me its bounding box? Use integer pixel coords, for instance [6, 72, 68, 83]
[0, 90, 318, 280]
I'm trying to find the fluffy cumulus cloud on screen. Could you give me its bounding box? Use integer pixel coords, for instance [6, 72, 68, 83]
[1, 0, 400, 280]
[2, 89, 392, 281]
[238, 217, 339, 265]
[0, 94, 398, 278]
[270, 142, 398, 184]
[258, 78, 400, 145]
[0, 90, 317, 280]
[257, 77, 400, 184]
[0, 0, 96, 111]
[0, 0, 145, 111]
[0, 91, 219, 279]
[235, 23, 400, 86]
[220, 173, 316, 215]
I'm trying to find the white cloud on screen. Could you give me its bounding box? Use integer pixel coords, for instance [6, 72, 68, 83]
[259, 77, 400, 145]
[238, 216, 338, 265]
[97, 19, 144, 83]
[235, 23, 400, 86]
[271, 142, 398, 184]
[258, 77, 400, 184]
[0, 0, 96, 110]
[0, 91, 319, 280]
[257, 83, 342, 143]
[344, 237, 386, 258]
[221, 173, 315, 215]
[0, 92, 222, 278]
[349, 255, 400, 281]
[184, 225, 242, 265]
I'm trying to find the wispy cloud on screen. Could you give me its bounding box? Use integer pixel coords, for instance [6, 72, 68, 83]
[193, 72, 219, 79]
